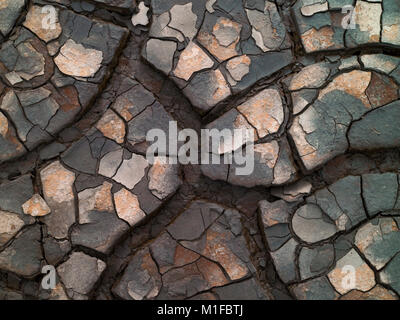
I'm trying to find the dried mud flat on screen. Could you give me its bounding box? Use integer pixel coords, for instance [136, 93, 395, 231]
[0, 0, 399, 300]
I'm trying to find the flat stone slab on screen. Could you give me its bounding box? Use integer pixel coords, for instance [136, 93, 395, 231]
[0, 5, 128, 164]
[1, 0, 400, 302]
[288, 54, 400, 171]
[113, 200, 267, 300]
[200, 87, 298, 188]
[260, 173, 400, 299]
[292, 0, 400, 53]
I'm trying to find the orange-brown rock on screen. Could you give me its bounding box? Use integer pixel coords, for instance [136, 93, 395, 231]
[340, 285, 398, 300]
[22, 194, 51, 217]
[55, 39, 103, 78]
[78, 182, 114, 223]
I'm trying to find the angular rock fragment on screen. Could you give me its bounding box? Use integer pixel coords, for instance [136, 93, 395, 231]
[0, 175, 34, 222]
[301, 2, 329, 17]
[345, 1, 382, 47]
[41, 161, 76, 239]
[340, 285, 398, 300]
[112, 248, 162, 300]
[71, 210, 129, 254]
[259, 200, 292, 228]
[291, 276, 339, 300]
[270, 238, 298, 283]
[131, 2, 149, 26]
[0, 0, 25, 37]
[112, 83, 155, 122]
[0, 211, 25, 246]
[169, 3, 198, 40]
[43, 237, 71, 266]
[114, 201, 261, 299]
[246, 2, 287, 52]
[62, 137, 97, 175]
[236, 88, 284, 139]
[202, 136, 297, 189]
[198, 17, 241, 62]
[55, 39, 103, 78]
[126, 100, 176, 151]
[173, 42, 214, 81]
[361, 54, 400, 74]
[355, 217, 400, 270]
[99, 147, 124, 178]
[78, 182, 114, 223]
[271, 180, 312, 202]
[57, 252, 106, 299]
[22, 194, 51, 217]
[113, 153, 148, 190]
[289, 63, 330, 91]
[292, 204, 337, 243]
[380, 253, 400, 295]
[24, 5, 62, 43]
[349, 101, 400, 151]
[259, 199, 298, 252]
[307, 175, 367, 231]
[114, 188, 146, 227]
[183, 69, 231, 113]
[148, 157, 182, 200]
[226, 55, 251, 82]
[0, 225, 42, 278]
[361, 173, 398, 216]
[382, 0, 400, 46]
[289, 59, 400, 171]
[143, 0, 292, 113]
[328, 249, 375, 295]
[160, 258, 229, 299]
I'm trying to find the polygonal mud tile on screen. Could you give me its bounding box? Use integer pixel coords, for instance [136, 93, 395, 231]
[113, 200, 265, 300]
[292, 0, 400, 53]
[261, 173, 400, 300]
[288, 55, 400, 171]
[0, 4, 128, 164]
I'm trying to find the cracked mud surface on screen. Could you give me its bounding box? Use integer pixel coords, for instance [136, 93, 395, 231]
[0, 0, 399, 300]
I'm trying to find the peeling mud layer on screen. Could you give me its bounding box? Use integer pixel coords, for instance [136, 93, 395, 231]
[0, 0, 399, 300]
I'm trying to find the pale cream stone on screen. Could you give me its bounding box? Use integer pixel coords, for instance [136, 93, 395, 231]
[0, 210, 25, 246]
